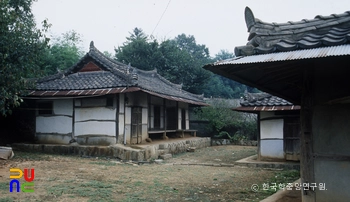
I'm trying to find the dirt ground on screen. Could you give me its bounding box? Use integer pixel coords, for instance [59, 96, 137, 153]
[0, 145, 299, 202]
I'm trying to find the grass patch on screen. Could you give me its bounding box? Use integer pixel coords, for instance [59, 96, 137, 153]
[12, 151, 52, 161]
[48, 177, 58, 181]
[133, 181, 143, 186]
[261, 169, 300, 195]
[0, 182, 9, 191]
[46, 180, 114, 201]
[171, 145, 257, 162]
[64, 179, 75, 183]
[0, 197, 13, 202]
[80, 181, 113, 189]
[123, 192, 147, 202]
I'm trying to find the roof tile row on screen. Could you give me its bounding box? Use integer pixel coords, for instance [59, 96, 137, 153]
[236, 7, 350, 56]
[240, 93, 293, 107]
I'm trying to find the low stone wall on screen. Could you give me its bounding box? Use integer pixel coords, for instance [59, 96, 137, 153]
[143, 137, 211, 160]
[211, 139, 258, 146]
[12, 137, 211, 161]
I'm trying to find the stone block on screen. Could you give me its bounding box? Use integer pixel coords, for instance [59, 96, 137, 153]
[159, 153, 172, 160]
[187, 147, 196, 152]
[159, 144, 168, 149]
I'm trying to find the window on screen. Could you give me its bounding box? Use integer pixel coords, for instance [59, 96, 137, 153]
[37, 101, 53, 115]
[106, 97, 114, 107]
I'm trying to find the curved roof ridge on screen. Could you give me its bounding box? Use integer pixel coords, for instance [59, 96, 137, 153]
[137, 68, 183, 90]
[88, 41, 127, 73]
[87, 41, 135, 86]
[250, 9, 350, 28]
[37, 42, 134, 86]
[237, 7, 350, 56]
[37, 52, 92, 83]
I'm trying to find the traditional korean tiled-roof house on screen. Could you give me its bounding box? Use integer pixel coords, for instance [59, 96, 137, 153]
[234, 93, 300, 161]
[25, 41, 207, 146]
[204, 7, 350, 202]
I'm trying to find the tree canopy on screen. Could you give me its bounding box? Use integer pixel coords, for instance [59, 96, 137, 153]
[115, 28, 212, 94]
[40, 30, 84, 75]
[115, 28, 257, 97]
[0, 0, 49, 116]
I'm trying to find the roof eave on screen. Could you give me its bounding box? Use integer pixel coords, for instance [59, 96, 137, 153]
[233, 105, 301, 112]
[203, 63, 298, 104]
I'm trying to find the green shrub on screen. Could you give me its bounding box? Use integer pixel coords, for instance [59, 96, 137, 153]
[194, 99, 257, 140]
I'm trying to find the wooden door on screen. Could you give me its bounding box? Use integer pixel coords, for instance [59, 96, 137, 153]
[131, 107, 142, 144]
[181, 109, 186, 129]
[166, 107, 177, 130]
[284, 117, 301, 161]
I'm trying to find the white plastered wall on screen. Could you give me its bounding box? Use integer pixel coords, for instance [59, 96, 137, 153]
[74, 107, 116, 137]
[259, 111, 284, 160]
[35, 99, 73, 144]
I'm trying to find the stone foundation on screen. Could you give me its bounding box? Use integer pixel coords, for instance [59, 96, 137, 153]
[143, 137, 211, 160]
[12, 137, 211, 161]
[211, 139, 258, 146]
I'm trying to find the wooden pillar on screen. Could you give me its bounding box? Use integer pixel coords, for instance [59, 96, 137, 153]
[257, 112, 261, 161]
[300, 68, 315, 201]
[163, 99, 168, 139]
[115, 94, 119, 143]
[72, 99, 75, 140]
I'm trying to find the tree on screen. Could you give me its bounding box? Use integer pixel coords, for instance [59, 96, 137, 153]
[174, 34, 211, 60]
[194, 99, 257, 141]
[114, 28, 255, 97]
[0, 0, 50, 116]
[115, 29, 211, 94]
[126, 27, 148, 42]
[170, 34, 212, 94]
[203, 49, 259, 98]
[115, 28, 162, 71]
[103, 51, 113, 59]
[194, 99, 241, 137]
[40, 30, 84, 75]
[214, 49, 234, 61]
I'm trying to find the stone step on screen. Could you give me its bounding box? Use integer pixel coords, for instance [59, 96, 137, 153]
[159, 153, 172, 160]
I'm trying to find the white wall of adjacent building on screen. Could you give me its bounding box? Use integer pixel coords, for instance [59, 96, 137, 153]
[259, 111, 284, 160]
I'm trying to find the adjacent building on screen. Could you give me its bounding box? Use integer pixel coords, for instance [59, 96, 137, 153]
[234, 93, 300, 161]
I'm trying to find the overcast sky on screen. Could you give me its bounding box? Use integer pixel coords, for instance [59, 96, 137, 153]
[32, 0, 350, 57]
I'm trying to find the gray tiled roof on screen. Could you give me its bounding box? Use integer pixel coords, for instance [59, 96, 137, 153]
[36, 71, 128, 90]
[35, 42, 204, 103]
[235, 7, 350, 56]
[240, 93, 293, 107]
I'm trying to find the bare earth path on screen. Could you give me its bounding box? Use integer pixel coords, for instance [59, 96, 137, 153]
[0, 145, 297, 202]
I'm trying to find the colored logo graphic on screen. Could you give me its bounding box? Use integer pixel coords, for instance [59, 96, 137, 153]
[9, 168, 35, 193]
